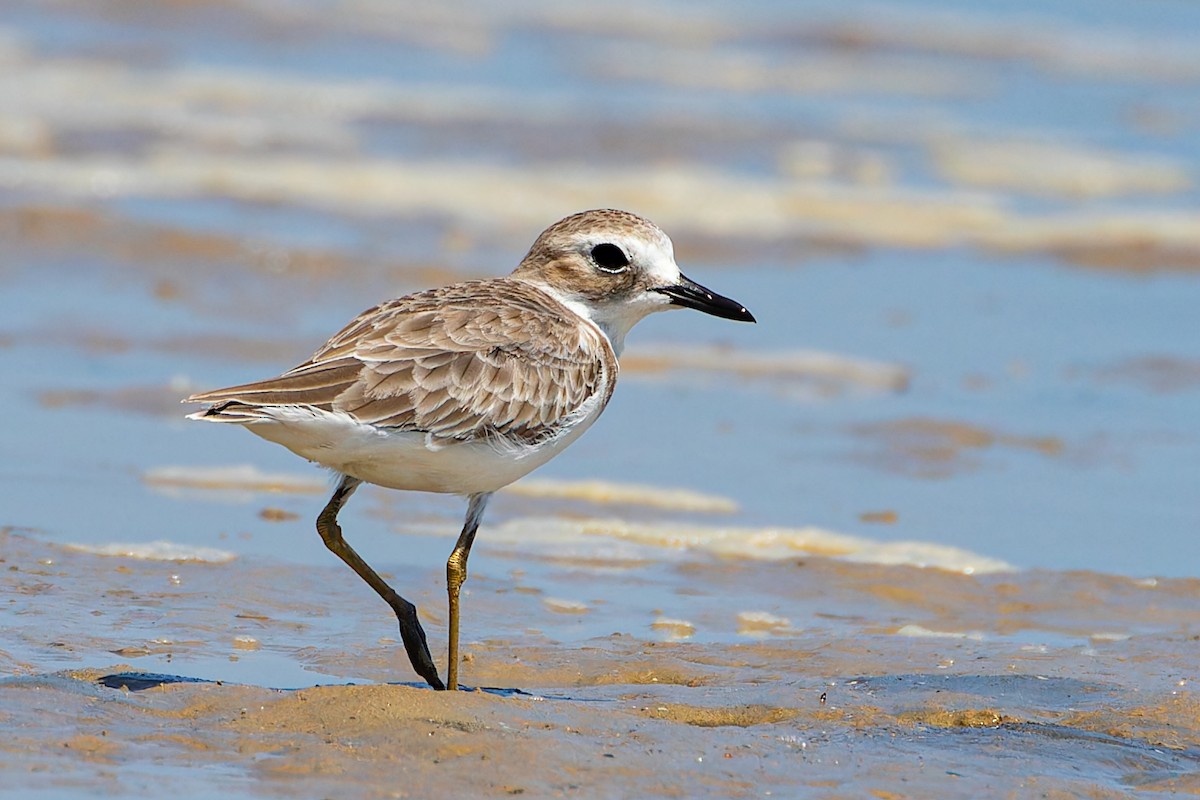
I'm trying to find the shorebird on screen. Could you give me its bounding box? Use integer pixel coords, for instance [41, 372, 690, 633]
[185, 209, 755, 690]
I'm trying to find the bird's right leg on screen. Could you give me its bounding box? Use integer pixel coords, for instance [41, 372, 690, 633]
[316, 474, 445, 690]
[445, 492, 492, 691]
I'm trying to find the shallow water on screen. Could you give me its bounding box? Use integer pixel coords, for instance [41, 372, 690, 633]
[2, 0, 1199, 797]
[6, 528, 1200, 798]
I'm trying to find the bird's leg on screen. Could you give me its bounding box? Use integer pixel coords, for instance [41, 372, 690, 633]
[316, 475, 446, 690]
[445, 492, 492, 691]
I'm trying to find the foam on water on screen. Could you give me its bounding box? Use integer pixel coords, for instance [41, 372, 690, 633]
[505, 478, 738, 513]
[895, 624, 987, 641]
[64, 540, 238, 563]
[413, 515, 1016, 575]
[620, 344, 910, 394]
[143, 464, 328, 495]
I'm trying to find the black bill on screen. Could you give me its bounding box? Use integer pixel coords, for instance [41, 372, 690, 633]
[654, 273, 756, 323]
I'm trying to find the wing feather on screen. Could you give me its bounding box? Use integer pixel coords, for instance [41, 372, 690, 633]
[185, 279, 613, 443]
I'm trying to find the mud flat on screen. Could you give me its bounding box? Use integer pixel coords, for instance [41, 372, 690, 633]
[4, 527, 1200, 798]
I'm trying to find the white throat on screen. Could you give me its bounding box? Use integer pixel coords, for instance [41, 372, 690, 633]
[526, 281, 671, 356]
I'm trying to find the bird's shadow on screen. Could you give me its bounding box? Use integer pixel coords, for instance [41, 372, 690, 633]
[94, 670, 577, 699]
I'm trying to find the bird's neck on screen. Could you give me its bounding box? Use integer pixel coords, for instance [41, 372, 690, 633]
[518, 279, 658, 357]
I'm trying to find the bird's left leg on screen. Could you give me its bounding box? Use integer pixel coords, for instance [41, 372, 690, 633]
[445, 492, 492, 691]
[316, 474, 445, 690]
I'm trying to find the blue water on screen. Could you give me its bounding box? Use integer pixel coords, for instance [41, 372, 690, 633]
[0, 0, 1197, 581]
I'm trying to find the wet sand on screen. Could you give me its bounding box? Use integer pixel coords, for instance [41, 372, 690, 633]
[5, 527, 1200, 797]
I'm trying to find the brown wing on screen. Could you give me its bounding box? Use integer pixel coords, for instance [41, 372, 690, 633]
[186, 279, 612, 443]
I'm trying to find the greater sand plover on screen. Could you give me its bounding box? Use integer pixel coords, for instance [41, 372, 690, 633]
[186, 209, 755, 690]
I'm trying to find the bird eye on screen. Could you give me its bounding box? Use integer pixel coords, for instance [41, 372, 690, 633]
[590, 243, 630, 273]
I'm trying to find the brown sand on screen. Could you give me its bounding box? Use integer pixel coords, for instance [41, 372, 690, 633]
[4, 529, 1200, 797]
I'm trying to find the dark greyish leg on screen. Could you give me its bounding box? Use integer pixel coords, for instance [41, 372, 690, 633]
[445, 492, 492, 691]
[316, 475, 445, 690]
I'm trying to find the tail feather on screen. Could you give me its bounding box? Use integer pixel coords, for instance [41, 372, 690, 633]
[183, 363, 359, 418]
[185, 399, 276, 423]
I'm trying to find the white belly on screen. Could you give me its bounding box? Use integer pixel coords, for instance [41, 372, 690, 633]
[241, 398, 605, 495]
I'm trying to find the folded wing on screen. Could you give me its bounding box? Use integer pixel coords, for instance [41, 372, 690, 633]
[185, 280, 611, 444]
